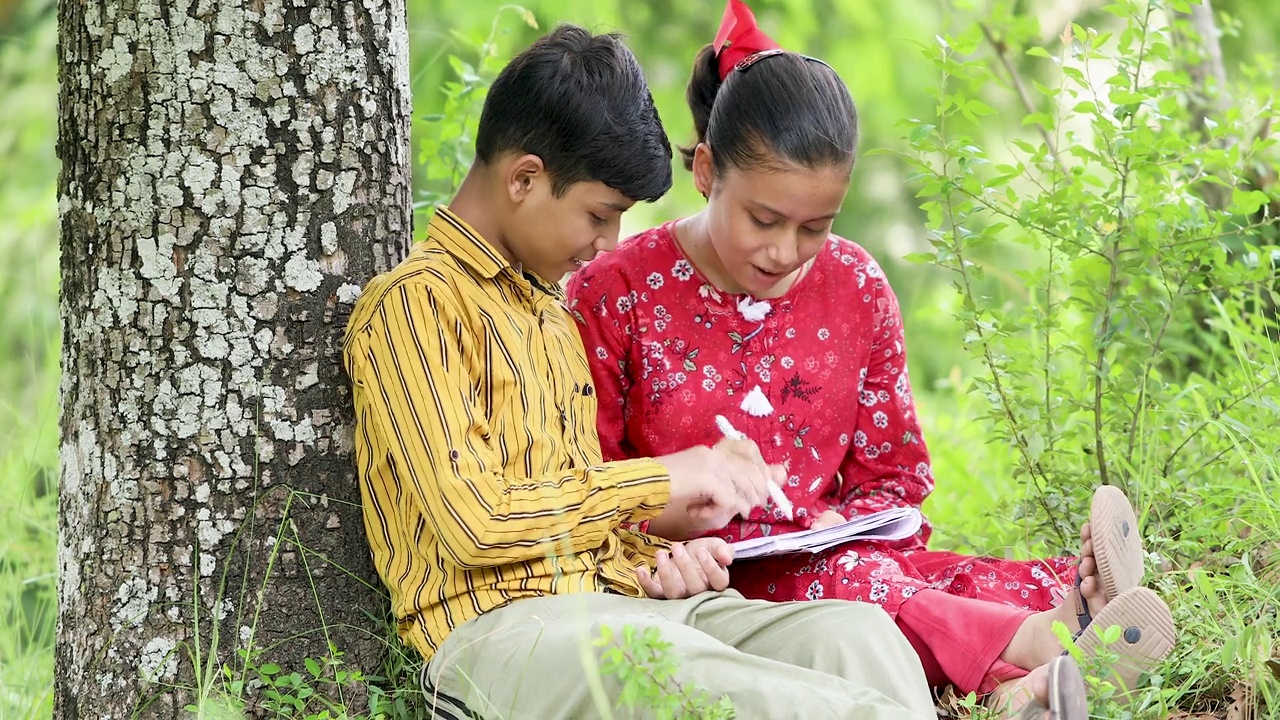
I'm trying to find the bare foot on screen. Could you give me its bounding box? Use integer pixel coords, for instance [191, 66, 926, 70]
[987, 663, 1049, 719]
[1000, 522, 1113, 669]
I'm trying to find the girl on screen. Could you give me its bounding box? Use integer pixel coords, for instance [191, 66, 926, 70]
[566, 1, 1175, 717]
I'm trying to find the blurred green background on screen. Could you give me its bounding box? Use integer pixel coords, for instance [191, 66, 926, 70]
[2, 0, 1277, 716]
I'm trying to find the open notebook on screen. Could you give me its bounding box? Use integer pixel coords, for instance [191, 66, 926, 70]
[730, 507, 924, 560]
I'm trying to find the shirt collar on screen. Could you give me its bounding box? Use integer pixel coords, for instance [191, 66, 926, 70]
[429, 206, 566, 301]
[429, 206, 510, 279]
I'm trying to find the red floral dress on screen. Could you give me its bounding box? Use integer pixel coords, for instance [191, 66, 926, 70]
[566, 222, 1076, 619]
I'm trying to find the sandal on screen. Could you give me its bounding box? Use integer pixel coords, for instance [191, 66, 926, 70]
[1016, 656, 1089, 720]
[1073, 485, 1145, 630]
[1066, 487, 1175, 694]
[1071, 586, 1175, 694]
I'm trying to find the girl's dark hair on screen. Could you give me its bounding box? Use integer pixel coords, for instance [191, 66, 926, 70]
[680, 44, 857, 175]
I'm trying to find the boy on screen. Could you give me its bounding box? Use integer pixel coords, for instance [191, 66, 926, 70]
[343, 24, 934, 719]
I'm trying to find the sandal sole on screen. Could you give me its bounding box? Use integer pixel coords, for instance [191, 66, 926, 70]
[1074, 586, 1175, 693]
[1047, 655, 1088, 720]
[1090, 485, 1145, 601]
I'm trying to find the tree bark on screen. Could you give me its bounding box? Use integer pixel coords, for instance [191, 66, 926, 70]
[55, 0, 411, 717]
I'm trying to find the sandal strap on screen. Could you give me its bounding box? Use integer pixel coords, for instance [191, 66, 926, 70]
[1072, 571, 1093, 636]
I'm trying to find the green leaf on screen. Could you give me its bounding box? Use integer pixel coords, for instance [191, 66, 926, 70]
[908, 123, 936, 145]
[1025, 431, 1045, 462]
[1231, 188, 1270, 215]
[903, 252, 937, 264]
[305, 657, 322, 677]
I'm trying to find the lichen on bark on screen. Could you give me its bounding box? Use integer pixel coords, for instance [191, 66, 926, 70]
[56, 0, 411, 716]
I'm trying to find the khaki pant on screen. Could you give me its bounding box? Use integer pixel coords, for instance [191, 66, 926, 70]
[421, 590, 934, 719]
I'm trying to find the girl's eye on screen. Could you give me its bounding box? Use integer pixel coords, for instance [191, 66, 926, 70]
[750, 215, 776, 229]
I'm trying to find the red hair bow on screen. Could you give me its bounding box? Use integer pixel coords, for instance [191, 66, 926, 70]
[712, 0, 782, 81]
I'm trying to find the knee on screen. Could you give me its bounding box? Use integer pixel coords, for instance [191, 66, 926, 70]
[797, 601, 916, 662]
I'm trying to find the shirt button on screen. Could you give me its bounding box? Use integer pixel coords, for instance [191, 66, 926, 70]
[449, 450, 460, 461]
[584, 384, 594, 397]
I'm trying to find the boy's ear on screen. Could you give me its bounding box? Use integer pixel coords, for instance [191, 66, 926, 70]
[692, 143, 715, 198]
[506, 154, 547, 203]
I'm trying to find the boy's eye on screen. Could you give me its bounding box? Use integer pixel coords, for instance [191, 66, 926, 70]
[590, 214, 607, 227]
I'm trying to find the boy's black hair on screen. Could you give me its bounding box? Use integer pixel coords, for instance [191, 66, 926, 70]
[475, 25, 673, 203]
[680, 44, 858, 175]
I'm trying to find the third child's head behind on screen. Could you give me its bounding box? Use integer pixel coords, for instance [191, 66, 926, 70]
[471, 24, 672, 283]
[683, 43, 859, 297]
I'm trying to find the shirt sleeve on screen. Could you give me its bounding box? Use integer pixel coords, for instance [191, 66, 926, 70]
[831, 275, 935, 546]
[565, 264, 637, 463]
[346, 279, 671, 569]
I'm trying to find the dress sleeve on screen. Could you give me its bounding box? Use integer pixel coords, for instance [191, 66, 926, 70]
[832, 268, 934, 546]
[565, 260, 639, 463]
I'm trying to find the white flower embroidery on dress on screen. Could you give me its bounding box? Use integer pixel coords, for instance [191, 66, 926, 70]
[869, 583, 890, 603]
[805, 580, 825, 600]
[739, 385, 774, 417]
[672, 260, 694, 281]
[781, 356, 794, 369]
[837, 551, 863, 572]
[647, 272, 664, 289]
[818, 328, 830, 340]
[737, 296, 772, 322]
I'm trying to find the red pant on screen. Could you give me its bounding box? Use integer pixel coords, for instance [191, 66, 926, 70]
[896, 589, 1032, 695]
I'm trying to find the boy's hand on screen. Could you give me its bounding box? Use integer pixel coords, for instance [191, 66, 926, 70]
[655, 442, 783, 534]
[636, 538, 733, 599]
[811, 510, 846, 530]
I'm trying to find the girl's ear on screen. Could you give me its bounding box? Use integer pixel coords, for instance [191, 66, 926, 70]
[692, 143, 715, 200]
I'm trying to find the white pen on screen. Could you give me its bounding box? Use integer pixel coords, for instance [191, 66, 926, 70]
[714, 415, 795, 520]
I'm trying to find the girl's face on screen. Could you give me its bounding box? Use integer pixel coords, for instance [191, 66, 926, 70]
[693, 144, 851, 297]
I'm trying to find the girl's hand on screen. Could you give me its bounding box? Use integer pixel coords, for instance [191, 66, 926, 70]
[811, 510, 847, 530]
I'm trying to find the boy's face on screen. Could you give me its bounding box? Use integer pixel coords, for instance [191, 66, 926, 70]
[508, 164, 635, 283]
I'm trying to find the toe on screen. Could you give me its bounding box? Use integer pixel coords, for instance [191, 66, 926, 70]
[1079, 573, 1107, 609]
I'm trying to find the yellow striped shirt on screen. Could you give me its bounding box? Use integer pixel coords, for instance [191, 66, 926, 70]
[343, 207, 672, 661]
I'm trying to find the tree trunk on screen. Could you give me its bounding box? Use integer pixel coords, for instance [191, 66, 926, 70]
[55, 0, 411, 717]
